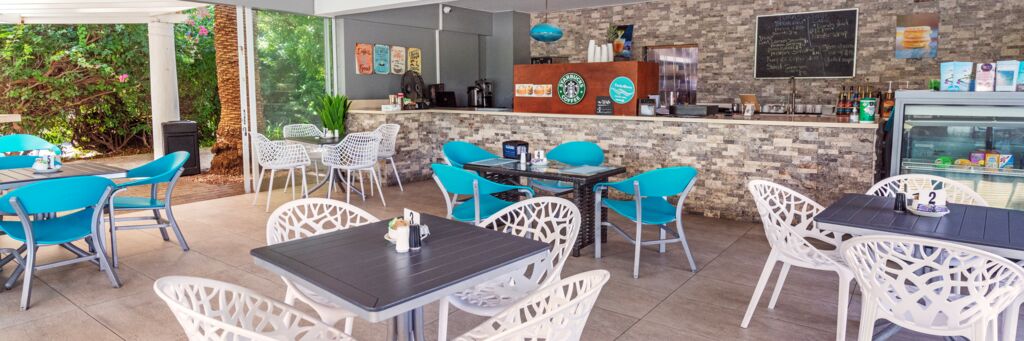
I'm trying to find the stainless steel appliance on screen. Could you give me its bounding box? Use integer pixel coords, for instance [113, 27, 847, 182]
[477, 79, 494, 108]
[467, 86, 483, 107]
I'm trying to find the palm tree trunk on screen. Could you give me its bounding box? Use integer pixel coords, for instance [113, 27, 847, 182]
[210, 5, 243, 175]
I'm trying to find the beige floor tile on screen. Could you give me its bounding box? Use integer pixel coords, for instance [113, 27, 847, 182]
[0, 309, 120, 340]
[84, 290, 185, 340]
[36, 262, 153, 307]
[594, 280, 670, 319]
[580, 307, 638, 341]
[644, 296, 833, 340]
[616, 319, 716, 341]
[119, 246, 232, 279]
[0, 282, 79, 328]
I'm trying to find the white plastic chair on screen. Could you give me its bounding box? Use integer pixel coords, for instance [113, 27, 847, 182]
[841, 235, 1024, 341]
[867, 174, 988, 206]
[437, 197, 582, 341]
[322, 132, 386, 206]
[374, 124, 403, 192]
[251, 132, 311, 212]
[153, 276, 356, 341]
[742, 180, 854, 341]
[283, 123, 326, 182]
[266, 198, 379, 335]
[453, 270, 610, 341]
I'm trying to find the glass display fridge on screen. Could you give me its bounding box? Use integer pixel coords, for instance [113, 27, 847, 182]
[891, 91, 1024, 209]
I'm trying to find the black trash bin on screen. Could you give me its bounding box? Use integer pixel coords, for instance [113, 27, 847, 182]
[162, 120, 200, 176]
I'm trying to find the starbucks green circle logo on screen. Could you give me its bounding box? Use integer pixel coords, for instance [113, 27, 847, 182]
[557, 73, 586, 105]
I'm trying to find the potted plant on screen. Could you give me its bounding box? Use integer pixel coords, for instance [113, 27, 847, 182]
[315, 94, 351, 137]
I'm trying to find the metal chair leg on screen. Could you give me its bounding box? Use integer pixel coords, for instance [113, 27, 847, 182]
[251, 168, 265, 205]
[389, 157, 404, 192]
[91, 232, 121, 288]
[265, 169, 276, 212]
[166, 206, 189, 252]
[154, 209, 169, 241]
[345, 170, 352, 203]
[676, 219, 698, 272]
[19, 246, 35, 310]
[326, 168, 335, 199]
[371, 168, 386, 207]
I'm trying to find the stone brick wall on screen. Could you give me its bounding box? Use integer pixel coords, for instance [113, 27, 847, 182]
[529, 0, 1024, 104]
[349, 110, 877, 221]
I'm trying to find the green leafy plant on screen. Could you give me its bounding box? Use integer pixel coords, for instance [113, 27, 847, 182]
[315, 94, 350, 134]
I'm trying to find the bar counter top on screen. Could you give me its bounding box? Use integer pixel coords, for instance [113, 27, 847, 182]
[349, 108, 876, 129]
[347, 107, 878, 221]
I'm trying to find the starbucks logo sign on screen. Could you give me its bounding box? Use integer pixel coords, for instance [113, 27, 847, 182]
[557, 73, 586, 105]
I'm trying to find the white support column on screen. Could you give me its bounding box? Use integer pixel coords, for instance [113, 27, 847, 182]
[148, 21, 180, 159]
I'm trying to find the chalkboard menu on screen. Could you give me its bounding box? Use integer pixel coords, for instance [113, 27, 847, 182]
[595, 96, 613, 115]
[754, 9, 858, 78]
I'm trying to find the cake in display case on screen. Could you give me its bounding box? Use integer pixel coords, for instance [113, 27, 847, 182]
[891, 91, 1024, 209]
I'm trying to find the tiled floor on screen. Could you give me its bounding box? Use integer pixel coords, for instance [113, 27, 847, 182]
[0, 179, 1015, 340]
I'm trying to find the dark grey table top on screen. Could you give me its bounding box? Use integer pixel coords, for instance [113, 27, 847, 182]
[815, 194, 1024, 253]
[250, 214, 548, 312]
[0, 162, 126, 187]
[463, 159, 626, 184]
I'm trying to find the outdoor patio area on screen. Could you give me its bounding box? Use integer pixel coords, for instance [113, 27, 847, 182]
[0, 179, 987, 341]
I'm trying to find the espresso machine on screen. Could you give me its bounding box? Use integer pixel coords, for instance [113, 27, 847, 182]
[467, 79, 494, 108]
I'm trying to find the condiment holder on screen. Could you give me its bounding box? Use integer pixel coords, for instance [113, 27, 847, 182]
[32, 155, 61, 174]
[386, 209, 430, 253]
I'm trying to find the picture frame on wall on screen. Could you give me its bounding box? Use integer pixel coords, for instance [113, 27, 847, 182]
[355, 43, 373, 75]
[391, 46, 407, 74]
[373, 44, 390, 75]
[407, 47, 422, 74]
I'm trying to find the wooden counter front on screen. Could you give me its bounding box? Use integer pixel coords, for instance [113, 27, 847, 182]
[513, 61, 658, 116]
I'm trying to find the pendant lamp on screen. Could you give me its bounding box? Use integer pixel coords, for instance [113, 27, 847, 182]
[530, 0, 563, 42]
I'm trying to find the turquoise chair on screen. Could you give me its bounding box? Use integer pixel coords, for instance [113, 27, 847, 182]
[531, 141, 604, 194]
[431, 163, 534, 225]
[0, 176, 121, 310]
[442, 141, 498, 168]
[0, 134, 61, 155]
[0, 134, 61, 170]
[594, 166, 699, 278]
[108, 151, 190, 267]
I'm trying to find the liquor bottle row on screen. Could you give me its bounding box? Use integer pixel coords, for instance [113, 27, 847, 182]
[833, 83, 897, 123]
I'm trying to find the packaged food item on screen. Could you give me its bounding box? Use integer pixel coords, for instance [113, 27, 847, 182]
[975, 63, 996, 91]
[934, 156, 952, 168]
[999, 154, 1015, 168]
[859, 98, 877, 123]
[954, 159, 972, 166]
[985, 152, 1001, 168]
[940, 62, 973, 91]
[969, 151, 987, 166]
[996, 60, 1020, 91]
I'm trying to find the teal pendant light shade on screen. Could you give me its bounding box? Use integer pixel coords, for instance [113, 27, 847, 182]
[531, 0, 562, 42]
[530, 23, 563, 42]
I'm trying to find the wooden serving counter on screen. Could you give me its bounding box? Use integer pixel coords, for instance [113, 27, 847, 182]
[513, 61, 658, 116]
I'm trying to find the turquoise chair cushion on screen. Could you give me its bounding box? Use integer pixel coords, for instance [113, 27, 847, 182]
[431, 164, 534, 196]
[603, 197, 678, 225]
[0, 155, 39, 170]
[120, 151, 190, 187]
[442, 141, 497, 168]
[0, 208, 95, 245]
[451, 195, 516, 222]
[0, 134, 61, 155]
[547, 141, 604, 166]
[113, 196, 165, 209]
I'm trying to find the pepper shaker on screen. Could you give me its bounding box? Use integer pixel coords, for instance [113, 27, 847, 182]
[409, 224, 422, 251]
[894, 192, 908, 212]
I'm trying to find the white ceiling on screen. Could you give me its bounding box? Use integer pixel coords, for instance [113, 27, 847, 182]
[448, 0, 652, 13]
[0, 0, 205, 24]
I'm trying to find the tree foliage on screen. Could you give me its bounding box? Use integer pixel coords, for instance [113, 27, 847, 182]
[254, 11, 327, 138]
[0, 8, 218, 154]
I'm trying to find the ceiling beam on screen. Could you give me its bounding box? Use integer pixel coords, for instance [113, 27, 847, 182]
[314, 0, 452, 16]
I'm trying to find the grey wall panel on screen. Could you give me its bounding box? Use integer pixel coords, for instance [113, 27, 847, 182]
[439, 30, 481, 107]
[484, 11, 531, 108]
[338, 18, 438, 100]
[441, 6, 492, 35]
[340, 4, 439, 30]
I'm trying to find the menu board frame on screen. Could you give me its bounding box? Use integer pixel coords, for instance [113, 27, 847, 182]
[753, 8, 859, 79]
